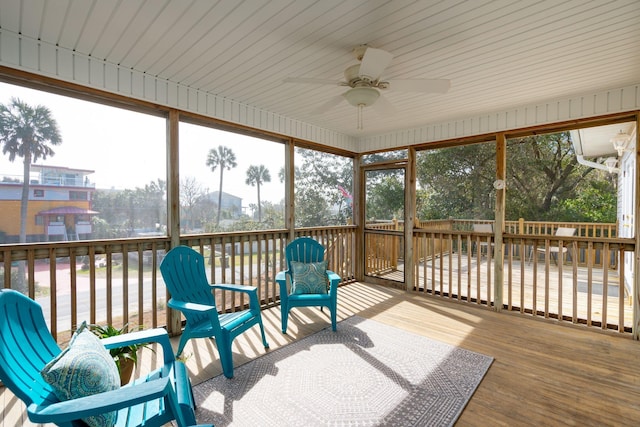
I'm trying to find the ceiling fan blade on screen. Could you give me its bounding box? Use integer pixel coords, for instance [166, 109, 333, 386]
[311, 94, 346, 114]
[372, 93, 396, 116]
[358, 47, 393, 81]
[388, 78, 451, 93]
[283, 77, 339, 86]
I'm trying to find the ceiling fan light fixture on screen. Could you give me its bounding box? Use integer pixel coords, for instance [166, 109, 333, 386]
[343, 87, 380, 107]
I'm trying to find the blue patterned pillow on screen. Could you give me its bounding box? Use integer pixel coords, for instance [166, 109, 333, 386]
[291, 260, 328, 294]
[41, 321, 120, 427]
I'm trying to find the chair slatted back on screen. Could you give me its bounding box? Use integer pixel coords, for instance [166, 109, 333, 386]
[0, 289, 61, 407]
[285, 237, 325, 274]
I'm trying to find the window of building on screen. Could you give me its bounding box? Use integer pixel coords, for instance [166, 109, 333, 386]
[69, 191, 87, 200]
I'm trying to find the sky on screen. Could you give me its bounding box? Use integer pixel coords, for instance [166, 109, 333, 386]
[0, 82, 285, 207]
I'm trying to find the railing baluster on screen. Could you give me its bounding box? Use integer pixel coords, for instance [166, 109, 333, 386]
[122, 245, 129, 328]
[532, 240, 538, 317]
[106, 246, 113, 326]
[137, 243, 144, 329]
[70, 247, 77, 332]
[557, 237, 563, 320]
[151, 241, 159, 328]
[587, 241, 593, 327]
[602, 242, 610, 329]
[89, 245, 97, 325]
[618, 246, 625, 333]
[49, 248, 57, 340]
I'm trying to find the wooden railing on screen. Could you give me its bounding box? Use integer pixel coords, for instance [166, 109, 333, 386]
[0, 219, 632, 342]
[365, 220, 404, 276]
[0, 226, 357, 343]
[417, 219, 619, 268]
[412, 228, 634, 333]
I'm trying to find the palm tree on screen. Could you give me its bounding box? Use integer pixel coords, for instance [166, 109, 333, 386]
[0, 97, 61, 291]
[245, 165, 271, 221]
[206, 145, 237, 226]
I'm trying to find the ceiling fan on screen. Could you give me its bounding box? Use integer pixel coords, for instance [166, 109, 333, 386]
[284, 45, 451, 130]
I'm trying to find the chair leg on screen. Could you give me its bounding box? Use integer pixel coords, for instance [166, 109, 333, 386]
[217, 334, 234, 379]
[176, 333, 190, 357]
[281, 308, 290, 334]
[330, 306, 337, 332]
[281, 299, 289, 333]
[258, 321, 269, 348]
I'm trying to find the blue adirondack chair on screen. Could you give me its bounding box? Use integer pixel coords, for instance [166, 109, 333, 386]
[275, 237, 341, 334]
[0, 289, 209, 427]
[160, 245, 269, 379]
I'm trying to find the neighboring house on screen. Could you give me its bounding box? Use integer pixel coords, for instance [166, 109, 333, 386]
[0, 165, 97, 243]
[207, 191, 243, 219]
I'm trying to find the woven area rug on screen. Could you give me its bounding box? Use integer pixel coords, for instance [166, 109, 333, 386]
[193, 316, 493, 426]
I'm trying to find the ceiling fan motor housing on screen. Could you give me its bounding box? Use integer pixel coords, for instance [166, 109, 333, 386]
[344, 64, 364, 86]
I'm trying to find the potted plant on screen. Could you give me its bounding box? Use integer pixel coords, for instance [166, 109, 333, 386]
[89, 323, 149, 385]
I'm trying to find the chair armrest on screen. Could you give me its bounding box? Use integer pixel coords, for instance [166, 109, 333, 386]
[275, 270, 288, 283]
[211, 283, 257, 294]
[327, 270, 341, 294]
[101, 328, 174, 365]
[276, 270, 290, 298]
[28, 377, 171, 424]
[168, 299, 219, 315]
[212, 283, 261, 310]
[327, 270, 341, 282]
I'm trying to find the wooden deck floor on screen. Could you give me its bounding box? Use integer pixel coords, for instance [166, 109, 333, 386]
[2, 281, 640, 426]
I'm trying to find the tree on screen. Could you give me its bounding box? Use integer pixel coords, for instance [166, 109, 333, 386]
[366, 173, 405, 221]
[415, 131, 614, 222]
[0, 98, 61, 292]
[505, 132, 596, 221]
[416, 143, 496, 220]
[206, 145, 237, 226]
[556, 178, 616, 223]
[293, 148, 353, 227]
[245, 165, 271, 221]
[141, 179, 166, 230]
[180, 176, 208, 231]
[0, 98, 62, 243]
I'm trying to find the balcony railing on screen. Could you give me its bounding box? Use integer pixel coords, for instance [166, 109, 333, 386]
[366, 219, 633, 333]
[0, 220, 634, 344]
[0, 226, 357, 344]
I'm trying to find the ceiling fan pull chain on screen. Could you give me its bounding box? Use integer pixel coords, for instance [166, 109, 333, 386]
[357, 104, 364, 130]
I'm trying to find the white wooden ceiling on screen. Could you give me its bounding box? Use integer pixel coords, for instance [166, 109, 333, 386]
[0, 0, 639, 139]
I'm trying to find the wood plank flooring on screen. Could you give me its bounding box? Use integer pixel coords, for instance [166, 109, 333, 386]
[2, 282, 640, 426]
